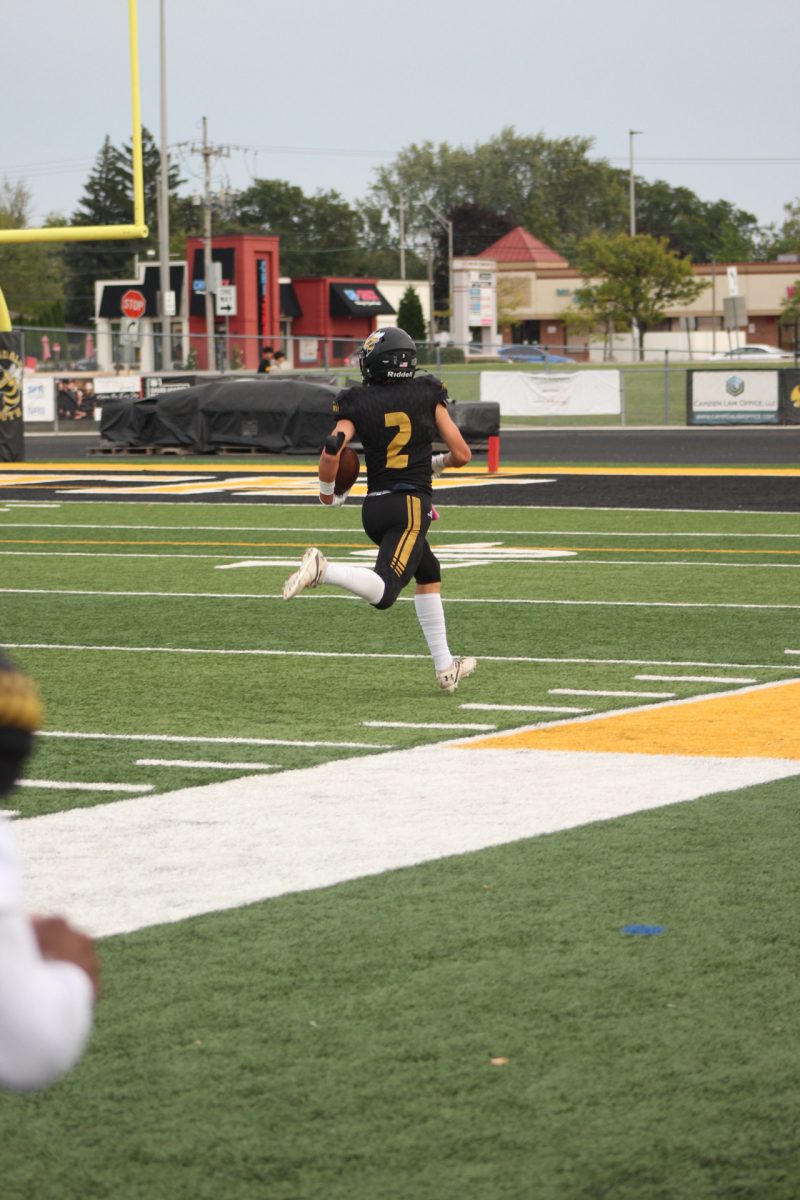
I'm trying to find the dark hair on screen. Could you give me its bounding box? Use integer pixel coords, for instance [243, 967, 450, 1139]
[261, 346, 274, 355]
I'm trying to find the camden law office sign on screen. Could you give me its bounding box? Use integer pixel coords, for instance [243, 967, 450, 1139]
[687, 370, 781, 425]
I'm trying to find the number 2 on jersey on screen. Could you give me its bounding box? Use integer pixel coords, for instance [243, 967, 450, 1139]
[384, 411, 412, 469]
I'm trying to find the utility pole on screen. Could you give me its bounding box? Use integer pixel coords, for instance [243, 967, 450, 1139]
[427, 241, 436, 342]
[399, 196, 406, 280]
[423, 202, 453, 330]
[190, 117, 229, 372]
[629, 129, 642, 237]
[628, 129, 642, 361]
[157, 0, 172, 370]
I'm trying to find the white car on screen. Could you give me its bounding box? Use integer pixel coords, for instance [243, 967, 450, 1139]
[707, 343, 794, 361]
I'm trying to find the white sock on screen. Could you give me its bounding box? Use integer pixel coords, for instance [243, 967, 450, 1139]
[414, 592, 452, 672]
[323, 561, 386, 605]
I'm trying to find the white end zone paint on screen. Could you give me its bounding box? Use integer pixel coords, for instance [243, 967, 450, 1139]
[14, 746, 800, 938]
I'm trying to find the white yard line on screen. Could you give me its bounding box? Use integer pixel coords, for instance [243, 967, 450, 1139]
[1, 550, 799, 570]
[362, 721, 496, 731]
[1, 587, 798, 611]
[635, 673, 756, 683]
[18, 780, 154, 793]
[461, 703, 592, 713]
[6, 643, 800, 672]
[38, 730, 391, 749]
[4, 521, 799, 538]
[135, 759, 276, 770]
[6, 498, 796, 515]
[551, 688, 676, 698]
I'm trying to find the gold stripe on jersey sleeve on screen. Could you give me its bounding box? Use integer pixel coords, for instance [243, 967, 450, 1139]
[391, 495, 422, 577]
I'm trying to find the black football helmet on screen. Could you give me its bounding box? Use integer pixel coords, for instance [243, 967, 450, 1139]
[359, 327, 417, 384]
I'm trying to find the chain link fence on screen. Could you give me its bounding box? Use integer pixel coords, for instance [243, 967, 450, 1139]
[17, 324, 796, 430]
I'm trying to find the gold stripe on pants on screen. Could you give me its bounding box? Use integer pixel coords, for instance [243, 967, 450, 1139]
[390, 495, 421, 577]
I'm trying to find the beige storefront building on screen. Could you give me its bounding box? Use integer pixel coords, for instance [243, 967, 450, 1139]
[477, 227, 799, 359]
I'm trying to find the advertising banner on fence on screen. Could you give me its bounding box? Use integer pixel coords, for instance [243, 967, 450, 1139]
[91, 375, 142, 421]
[480, 370, 621, 416]
[779, 369, 800, 424]
[23, 376, 55, 422]
[0, 332, 25, 460]
[688, 371, 780, 425]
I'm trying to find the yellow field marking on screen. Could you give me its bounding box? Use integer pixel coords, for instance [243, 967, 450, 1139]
[461, 679, 800, 760]
[3, 462, 797, 478]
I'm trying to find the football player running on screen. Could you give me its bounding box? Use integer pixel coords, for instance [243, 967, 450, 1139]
[283, 327, 476, 693]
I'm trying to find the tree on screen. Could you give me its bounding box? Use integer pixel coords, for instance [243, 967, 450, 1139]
[369, 128, 628, 256]
[779, 279, 800, 353]
[570, 233, 708, 359]
[228, 180, 426, 279]
[396, 286, 427, 341]
[63, 128, 185, 324]
[636, 180, 761, 262]
[427, 201, 516, 309]
[760, 198, 800, 261]
[0, 180, 66, 324]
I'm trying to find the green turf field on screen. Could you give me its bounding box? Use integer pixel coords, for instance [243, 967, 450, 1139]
[1, 493, 799, 1197]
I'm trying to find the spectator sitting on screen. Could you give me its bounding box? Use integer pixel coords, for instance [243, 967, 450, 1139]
[271, 350, 288, 370]
[257, 346, 274, 374]
[56, 380, 80, 420]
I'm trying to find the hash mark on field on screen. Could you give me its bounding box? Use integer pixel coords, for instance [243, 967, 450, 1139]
[362, 720, 497, 731]
[636, 674, 757, 684]
[460, 703, 593, 714]
[18, 780, 155, 793]
[550, 688, 676, 699]
[136, 758, 276, 771]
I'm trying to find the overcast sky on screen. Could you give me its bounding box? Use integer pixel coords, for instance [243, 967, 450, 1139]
[5, 0, 799, 234]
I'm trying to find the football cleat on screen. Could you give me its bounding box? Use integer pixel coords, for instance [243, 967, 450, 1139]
[436, 656, 477, 693]
[282, 547, 327, 600]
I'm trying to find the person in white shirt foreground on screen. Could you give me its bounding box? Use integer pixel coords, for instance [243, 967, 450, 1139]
[0, 651, 99, 1092]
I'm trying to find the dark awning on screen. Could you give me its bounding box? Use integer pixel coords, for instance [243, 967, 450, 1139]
[280, 282, 302, 319]
[98, 264, 185, 319]
[329, 282, 394, 318]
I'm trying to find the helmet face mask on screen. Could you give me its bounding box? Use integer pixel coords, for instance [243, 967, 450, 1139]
[359, 327, 417, 384]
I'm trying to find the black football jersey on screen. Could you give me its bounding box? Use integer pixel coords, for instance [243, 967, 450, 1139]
[334, 375, 448, 495]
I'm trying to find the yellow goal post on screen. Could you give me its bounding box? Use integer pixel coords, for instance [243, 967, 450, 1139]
[0, 0, 148, 247]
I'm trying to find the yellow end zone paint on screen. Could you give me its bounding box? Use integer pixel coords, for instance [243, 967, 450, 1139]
[2, 462, 798, 478]
[461, 679, 800, 760]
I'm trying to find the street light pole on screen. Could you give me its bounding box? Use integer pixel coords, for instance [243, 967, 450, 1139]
[629, 129, 642, 237]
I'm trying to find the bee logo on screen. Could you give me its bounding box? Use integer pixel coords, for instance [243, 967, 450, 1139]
[0, 347, 22, 423]
[362, 330, 385, 356]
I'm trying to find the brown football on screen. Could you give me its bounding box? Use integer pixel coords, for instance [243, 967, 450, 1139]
[335, 447, 360, 494]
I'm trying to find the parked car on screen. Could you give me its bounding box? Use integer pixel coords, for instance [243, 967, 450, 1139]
[497, 343, 575, 364]
[707, 344, 794, 362]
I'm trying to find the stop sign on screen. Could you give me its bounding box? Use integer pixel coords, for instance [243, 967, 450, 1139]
[121, 289, 146, 319]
